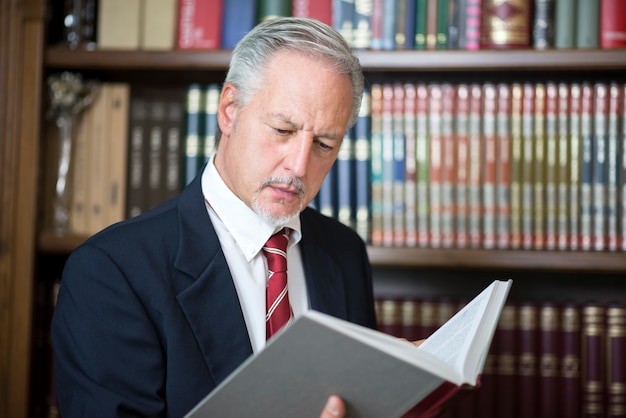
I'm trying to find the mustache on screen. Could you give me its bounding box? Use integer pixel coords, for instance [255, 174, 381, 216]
[260, 176, 306, 196]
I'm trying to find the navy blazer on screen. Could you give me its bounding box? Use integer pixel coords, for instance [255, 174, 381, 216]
[51, 173, 377, 417]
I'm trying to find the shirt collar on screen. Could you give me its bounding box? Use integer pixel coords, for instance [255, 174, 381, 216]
[201, 155, 302, 262]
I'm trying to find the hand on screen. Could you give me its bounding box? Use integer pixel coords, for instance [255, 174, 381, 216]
[320, 395, 345, 418]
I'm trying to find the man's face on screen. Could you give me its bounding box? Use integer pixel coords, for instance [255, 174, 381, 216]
[214, 50, 354, 225]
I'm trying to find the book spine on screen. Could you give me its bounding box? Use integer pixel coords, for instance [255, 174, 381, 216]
[468, 84, 483, 248]
[203, 84, 220, 164]
[97, 0, 141, 50]
[464, 0, 483, 50]
[176, 0, 223, 49]
[416, 84, 430, 247]
[480, 0, 532, 48]
[600, 0, 626, 48]
[455, 84, 470, 248]
[521, 83, 535, 249]
[400, 298, 420, 341]
[554, 0, 576, 48]
[580, 83, 594, 250]
[441, 84, 456, 248]
[184, 84, 204, 186]
[392, 83, 406, 246]
[482, 83, 497, 249]
[544, 82, 558, 250]
[426, 0, 438, 49]
[337, 128, 355, 229]
[447, 0, 461, 48]
[381, 84, 395, 246]
[561, 303, 582, 418]
[623, 84, 626, 251]
[436, 0, 449, 49]
[576, 0, 600, 48]
[352, 0, 373, 49]
[222, 0, 257, 49]
[126, 92, 149, 219]
[333, 0, 355, 46]
[510, 83, 524, 248]
[581, 304, 606, 418]
[141, 0, 177, 50]
[428, 84, 443, 248]
[418, 300, 438, 339]
[532, 0, 556, 49]
[370, 0, 384, 49]
[381, 0, 396, 50]
[606, 304, 626, 418]
[377, 297, 402, 337]
[318, 164, 336, 218]
[162, 92, 185, 203]
[354, 88, 371, 242]
[69, 104, 92, 234]
[414, 0, 428, 49]
[496, 83, 512, 249]
[605, 83, 621, 251]
[539, 302, 560, 418]
[518, 302, 539, 418]
[106, 83, 130, 227]
[147, 99, 166, 210]
[556, 83, 570, 250]
[404, 0, 417, 49]
[393, 0, 408, 49]
[533, 83, 546, 250]
[569, 83, 582, 250]
[257, 0, 292, 20]
[370, 84, 384, 246]
[593, 83, 609, 251]
[496, 304, 518, 418]
[292, 0, 332, 25]
[403, 84, 417, 247]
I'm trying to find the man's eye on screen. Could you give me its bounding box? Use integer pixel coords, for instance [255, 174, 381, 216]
[316, 140, 334, 151]
[274, 128, 292, 135]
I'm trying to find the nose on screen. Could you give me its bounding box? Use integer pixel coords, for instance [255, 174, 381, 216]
[284, 132, 313, 178]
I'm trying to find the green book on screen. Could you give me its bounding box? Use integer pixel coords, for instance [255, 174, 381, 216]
[257, 0, 291, 22]
[555, 0, 576, 48]
[414, 0, 428, 49]
[576, 0, 599, 48]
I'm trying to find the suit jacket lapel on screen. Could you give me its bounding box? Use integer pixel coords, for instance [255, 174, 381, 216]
[173, 174, 253, 386]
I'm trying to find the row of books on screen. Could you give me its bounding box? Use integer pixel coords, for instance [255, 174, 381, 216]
[53, 0, 626, 52]
[375, 296, 626, 418]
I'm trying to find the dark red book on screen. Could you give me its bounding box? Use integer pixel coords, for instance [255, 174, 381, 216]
[606, 304, 626, 418]
[538, 302, 560, 418]
[560, 303, 582, 418]
[292, 0, 332, 25]
[495, 304, 518, 418]
[480, 0, 532, 48]
[377, 297, 403, 337]
[517, 302, 539, 418]
[399, 298, 420, 341]
[581, 303, 606, 418]
[601, 0, 626, 48]
[176, 0, 223, 50]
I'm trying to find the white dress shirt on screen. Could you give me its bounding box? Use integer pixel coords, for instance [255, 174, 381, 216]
[201, 155, 310, 353]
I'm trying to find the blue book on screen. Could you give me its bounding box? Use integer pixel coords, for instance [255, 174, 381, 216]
[333, 0, 355, 46]
[221, 0, 257, 49]
[336, 130, 355, 229]
[318, 163, 337, 219]
[184, 84, 205, 185]
[381, 0, 397, 50]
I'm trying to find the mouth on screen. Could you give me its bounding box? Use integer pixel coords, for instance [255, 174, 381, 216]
[261, 177, 306, 199]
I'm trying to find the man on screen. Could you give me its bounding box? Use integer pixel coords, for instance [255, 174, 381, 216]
[52, 17, 375, 417]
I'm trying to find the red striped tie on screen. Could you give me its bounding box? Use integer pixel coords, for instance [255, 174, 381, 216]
[263, 228, 292, 339]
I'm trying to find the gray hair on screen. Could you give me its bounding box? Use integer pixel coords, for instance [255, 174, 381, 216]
[215, 17, 364, 147]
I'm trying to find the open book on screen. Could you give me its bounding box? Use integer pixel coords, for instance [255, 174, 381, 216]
[185, 279, 512, 418]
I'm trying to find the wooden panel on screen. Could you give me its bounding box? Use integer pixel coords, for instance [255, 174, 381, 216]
[0, 0, 46, 417]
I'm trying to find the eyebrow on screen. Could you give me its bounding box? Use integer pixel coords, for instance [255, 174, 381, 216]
[270, 113, 344, 141]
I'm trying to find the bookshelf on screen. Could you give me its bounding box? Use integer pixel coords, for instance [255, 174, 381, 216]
[1, 1, 626, 417]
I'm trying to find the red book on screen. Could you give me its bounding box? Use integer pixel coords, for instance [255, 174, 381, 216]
[510, 83, 523, 249]
[622, 84, 626, 251]
[496, 83, 512, 249]
[463, 0, 483, 50]
[176, 0, 223, 49]
[370, 84, 384, 247]
[569, 83, 583, 251]
[533, 84, 546, 250]
[495, 304, 518, 418]
[560, 303, 582, 418]
[600, 0, 626, 48]
[292, 0, 332, 25]
[517, 302, 539, 418]
[480, 0, 532, 48]
[455, 84, 470, 248]
[377, 297, 403, 337]
[482, 83, 497, 249]
[381, 84, 394, 247]
[606, 304, 626, 418]
[538, 302, 560, 418]
[521, 83, 535, 250]
[581, 303, 606, 418]
[441, 84, 457, 248]
[400, 298, 421, 341]
[468, 84, 483, 248]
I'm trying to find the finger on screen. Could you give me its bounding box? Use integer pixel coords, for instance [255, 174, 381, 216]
[320, 395, 345, 418]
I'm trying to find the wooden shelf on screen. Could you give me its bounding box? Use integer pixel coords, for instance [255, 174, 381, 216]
[38, 232, 626, 273]
[45, 46, 626, 72]
[367, 246, 626, 272]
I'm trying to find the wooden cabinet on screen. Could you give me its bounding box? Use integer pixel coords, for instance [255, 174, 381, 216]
[2, 1, 626, 416]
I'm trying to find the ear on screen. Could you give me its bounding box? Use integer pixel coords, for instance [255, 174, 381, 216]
[217, 83, 238, 137]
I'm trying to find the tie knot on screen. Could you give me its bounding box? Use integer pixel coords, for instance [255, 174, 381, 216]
[263, 228, 289, 273]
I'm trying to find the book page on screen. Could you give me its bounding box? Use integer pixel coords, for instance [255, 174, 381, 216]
[417, 280, 509, 382]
